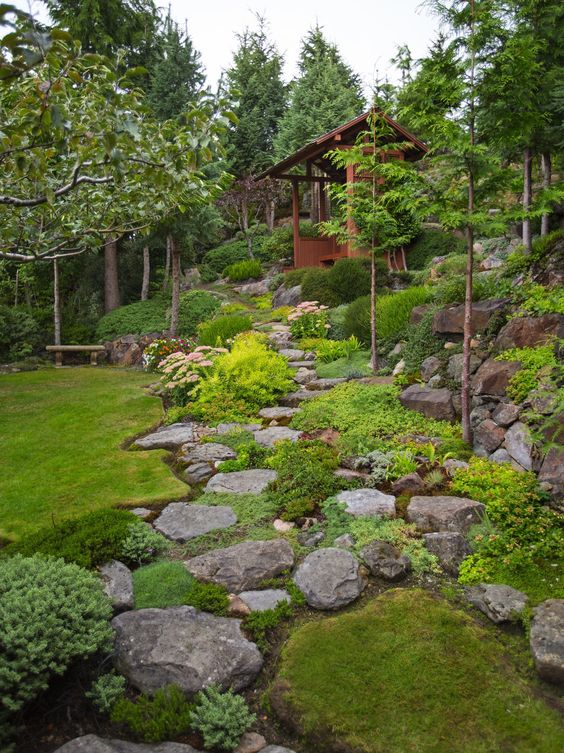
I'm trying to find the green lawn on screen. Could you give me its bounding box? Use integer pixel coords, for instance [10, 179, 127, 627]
[276, 589, 564, 753]
[0, 367, 186, 541]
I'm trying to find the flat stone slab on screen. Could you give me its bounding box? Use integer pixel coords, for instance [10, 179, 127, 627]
[530, 599, 564, 684]
[336, 488, 396, 518]
[278, 348, 305, 360]
[134, 423, 197, 451]
[288, 360, 316, 369]
[293, 367, 317, 385]
[306, 378, 347, 390]
[253, 426, 302, 447]
[153, 503, 237, 542]
[293, 548, 365, 611]
[279, 390, 320, 407]
[258, 406, 302, 421]
[178, 443, 236, 464]
[112, 606, 263, 696]
[205, 469, 277, 494]
[99, 560, 134, 613]
[406, 495, 485, 534]
[399, 384, 455, 422]
[237, 589, 291, 612]
[466, 583, 528, 623]
[54, 736, 201, 753]
[185, 539, 294, 592]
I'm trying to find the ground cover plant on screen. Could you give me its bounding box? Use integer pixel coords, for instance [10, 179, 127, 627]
[133, 560, 229, 613]
[0, 368, 186, 541]
[111, 684, 193, 743]
[274, 589, 564, 753]
[291, 382, 460, 455]
[496, 343, 559, 403]
[95, 297, 169, 341]
[315, 350, 372, 378]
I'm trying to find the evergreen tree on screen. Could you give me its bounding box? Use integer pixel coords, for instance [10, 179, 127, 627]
[274, 26, 365, 158]
[225, 16, 287, 176]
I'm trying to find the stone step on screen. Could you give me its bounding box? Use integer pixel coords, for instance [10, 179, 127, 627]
[288, 360, 317, 369]
[279, 390, 321, 407]
[305, 377, 347, 391]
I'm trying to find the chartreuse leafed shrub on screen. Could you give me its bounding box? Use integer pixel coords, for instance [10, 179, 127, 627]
[177, 290, 221, 337]
[512, 283, 564, 317]
[191, 685, 256, 751]
[275, 589, 564, 753]
[0, 555, 113, 716]
[3, 509, 168, 569]
[496, 343, 558, 403]
[192, 333, 293, 424]
[224, 259, 262, 281]
[407, 228, 465, 269]
[291, 382, 459, 455]
[96, 297, 168, 340]
[266, 440, 343, 521]
[111, 684, 192, 743]
[344, 287, 432, 345]
[451, 458, 564, 603]
[86, 673, 126, 714]
[198, 314, 253, 346]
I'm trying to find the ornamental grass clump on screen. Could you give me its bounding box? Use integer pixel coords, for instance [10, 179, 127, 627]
[288, 301, 330, 339]
[191, 685, 256, 751]
[0, 555, 113, 717]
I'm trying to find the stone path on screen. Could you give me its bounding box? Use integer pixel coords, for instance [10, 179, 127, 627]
[153, 502, 237, 542]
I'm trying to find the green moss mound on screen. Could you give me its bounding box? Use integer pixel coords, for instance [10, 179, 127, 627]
[274, 589, 564, 753]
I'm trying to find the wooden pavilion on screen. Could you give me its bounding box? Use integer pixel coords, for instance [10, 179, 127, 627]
[259, 110, 427, 270]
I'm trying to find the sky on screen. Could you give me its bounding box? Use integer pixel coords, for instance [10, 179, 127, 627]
[18, 0, 441, 93]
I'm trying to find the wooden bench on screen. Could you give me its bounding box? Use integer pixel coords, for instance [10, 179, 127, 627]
[46, 345, 105, 367]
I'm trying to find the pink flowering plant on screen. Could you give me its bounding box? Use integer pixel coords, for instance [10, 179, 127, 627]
[288, 301, 330, 339]
[158, 345, 227, 405]
[143, 338, 195, 371]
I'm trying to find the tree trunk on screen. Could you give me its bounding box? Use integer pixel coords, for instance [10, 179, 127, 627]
[241, 196, 254, 259]
[53, 257, 61, 346]
[162, 236, 171, 292]
[14, 268, 19, 307]
[169, 235, 180, 336]
[541, 152, 551, 236]
[370, 250, 378, 372]
[522, 146, 533, 254]
[141, 245, 150, 301]
[265, 199, 275, 232]
[104, 238, 120, 313]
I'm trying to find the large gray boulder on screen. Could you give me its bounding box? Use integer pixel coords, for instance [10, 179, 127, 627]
[473, 419, 506, 456]
[420, 355, 441, 382]
[406, 495, 485, 534]
[279, 390, 320, 407]
[539, 447, 564, 510]
[399, 384, 455, 422]
[433, 299, 509, 335]
[153, 503, 237, 543]
[503, 421, 534, 470]
[99, 561, 134, 613]
[112, 607, 263, 695]
[237, 589, 291, 612]
[494, 313, 564, 351]
[336, 488, 396, 518]
[253, 426, 302, 447]
[278, 348, 305, 361]
[54, 736, 200, 753]
[293, 548, 365, 610]
[423, 532, 471, 576]
[361, 541, 411, 582]
[447, 353, 482, 383]
[491, 401, 521, 427]
[185, 539, 294, 592]
[272, 284, 301, 309]
[466, 583, 528, 623]
[205, 469, 277, 494]
[134, 423, 198, 451]
[530, 599, 564, 684]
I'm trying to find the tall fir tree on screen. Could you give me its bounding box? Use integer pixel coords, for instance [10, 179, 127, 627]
[274, 26, 365, 158]
[225, 16, 287, 176]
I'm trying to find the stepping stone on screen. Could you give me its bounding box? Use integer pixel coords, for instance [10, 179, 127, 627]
[423, 532, 471, 576]
[237, 589, 291, 612]
[258, 406, 301, 422]
[294, 367, 317, 385]
[185, 539, 294, 592]
[278, 348, 305, 360]
[530, 599, 564, 684]
[336, 489, 396, 518]
[253, 426, 302, 447]
[133, 423, 197, 451]
[279, 390, 320, 407]
[99, 560, 134, 613]
[53, 736, 201, 752]
[306, 378, 347, 390]
[205, 469, 277, 494]
[293, 548, 365, 611]
[466, 583, 528, 624]
[153, 502, 237, 542]
[361, 541, 411, 582]
[178, 443, 236, 464]
[184, 462, 214, 485]
[112, 606, 263, 695]
[130, 507, 151, 519]
[216, 422, 262, 435]
[406, 495, 485, 534]
[287, 360, 316, 369]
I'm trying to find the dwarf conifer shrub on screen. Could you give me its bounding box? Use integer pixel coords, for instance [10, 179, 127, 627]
[111, 684, 192, 743]
[0, 555, 113, 716]
[326, 258, 371, 303]
[344, 287, 432, 345]
[178, 290, 221, 337]
[86, 673, 126, 714]
[191, 685, 256, 751]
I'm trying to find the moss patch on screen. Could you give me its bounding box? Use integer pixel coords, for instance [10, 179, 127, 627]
[274, 589, 564, 753]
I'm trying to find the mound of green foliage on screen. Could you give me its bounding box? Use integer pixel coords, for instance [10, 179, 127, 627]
[0, 554, 113, 719]
[291, 382, 459, 455]
[407, 228, 465, 269]
[299, 257, 384, 308]
[112, 684, 192, 743]
[191, 685, 256, 751]
[496, 343, 559, 403]
[198, 314, 253, 346]
[3, 509, 168, 569]
[133, 560, 229, 614]
[224, 259, 262, 281]
[344, 286, 432, 345]
[274, 589, 564, 753]
[177, 290, 221, 336]
[0, 305, 41, 361]
[96, 297, 168, 340]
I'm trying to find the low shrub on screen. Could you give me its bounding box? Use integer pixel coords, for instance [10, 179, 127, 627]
[496, 343, 558, 403]
[243, 600, 294, 651]
[512, 282, 564, 317]
[326, 258, 371, 303]
[111, 684, 192, 743]
[344, 287, 432, 346]
[327, 304, 349, 340]
[407, 229, 465, 270]
[159, 346, 226, 406]
[397, 310, 441, 373]
[177, 290, 221, 337]
[217, 440, 272, 473]
[351, 517, 440, 575]
[251, 293, 273, 310]
[315, 350, 372, 379]
[86, 673, 126, 714]
[224, 259, 262, 282]
[120, 522, 170, 566]
[283, 266, 315, 288]
[266, 440, 342, 521]
[315, 336, 362, 363]
[133, 561, 195, 609]
[143, 337, 194, 371]
[198, 315, 253, 346]
[185, 581, 229, 615]
[432, 273, 499, 306]
[301, 268, 340, 307]
[203, 241, 249, 273]
[198, 263, 219, 283]
[288, 301, 330, 339]
[191, 685, 256, 751]
[0, 555, 113, 716]
[0, 305, 41, 361]
[96, 297, 167, 341]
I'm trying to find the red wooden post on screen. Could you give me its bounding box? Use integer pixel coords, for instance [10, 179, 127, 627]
[291, 178, 300, 268]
